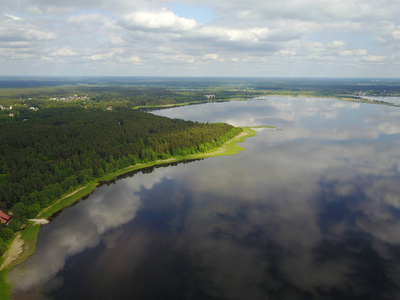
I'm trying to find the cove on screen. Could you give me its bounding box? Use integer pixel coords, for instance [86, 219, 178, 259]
[9, 97, 400, 300]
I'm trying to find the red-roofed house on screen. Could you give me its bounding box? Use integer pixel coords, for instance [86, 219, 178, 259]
[0, 210, 11, 224]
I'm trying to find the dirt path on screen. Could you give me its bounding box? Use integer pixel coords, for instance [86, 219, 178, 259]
[38, 185, 86, 218]
[1, 232, 24, 270]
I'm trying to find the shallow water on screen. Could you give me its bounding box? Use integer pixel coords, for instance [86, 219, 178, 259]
[10, 97, 400, 299]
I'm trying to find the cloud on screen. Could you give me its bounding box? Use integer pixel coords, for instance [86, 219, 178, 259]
[203, 53, 219, 60]
[8, 97, 400, 298]
[1, 0, 400, 76]
[208, 0, 400, 23]
[4, 14, 23, 21]
[87, 52, 114, 61]
[120, 8, 197, 32]
[51, 46, 77, 57]
[327, 40, 347, 49]
[198, 26, 270, 43]
[173, 54, 195, 63]
[378, 122, 400, 135]
[0, 19, 56, 42]
[362, 55, 385, 61]
[119, 55, 142, 63]
[237, 10, 250, 19]
[67, 13, 106, 25]
[392, 28, 400, 40]
[9, 171, 166, 293]
[0, 41, 30, 48]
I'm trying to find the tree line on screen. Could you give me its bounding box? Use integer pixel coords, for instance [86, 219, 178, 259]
[0, 106, 241, 252]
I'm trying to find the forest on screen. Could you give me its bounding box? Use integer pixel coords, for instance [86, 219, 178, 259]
[0, 76, 399, 256]
[0, 103, 242, 256]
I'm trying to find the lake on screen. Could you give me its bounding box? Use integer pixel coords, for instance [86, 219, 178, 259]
[9, 97, 400, 299]
[364, 96, 400, 106]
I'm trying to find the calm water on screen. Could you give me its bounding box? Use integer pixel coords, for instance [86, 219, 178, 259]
[364, 96, 400, 106]
[10, 97, 400, 300]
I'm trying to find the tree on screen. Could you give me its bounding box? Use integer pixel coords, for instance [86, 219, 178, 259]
[0, 227, 14, 241]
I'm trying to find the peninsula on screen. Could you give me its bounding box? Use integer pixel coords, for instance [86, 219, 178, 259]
[0, 92, 256, 298]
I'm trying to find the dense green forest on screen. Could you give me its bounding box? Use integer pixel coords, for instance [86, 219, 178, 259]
[0, 106, 241, 255]
[1, 76, 399, 256]
[0, 78, 258, 257]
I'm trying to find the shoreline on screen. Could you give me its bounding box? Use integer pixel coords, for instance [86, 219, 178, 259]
[0, 127, 256, 295]
[134, 94, 371, 113]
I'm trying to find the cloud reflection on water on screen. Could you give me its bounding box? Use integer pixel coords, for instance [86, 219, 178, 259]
[151, 98, 400, 298]
[9, 172, 166, 296]
[9, 98, 400, 299]
[170, 146, 400, 297]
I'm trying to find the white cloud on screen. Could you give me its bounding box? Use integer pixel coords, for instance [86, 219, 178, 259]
[392, 29, 400, 40]
[11, 53, 35, 60]
[0, 41, 30, 48]
[109, 35, 125, 46]
[51, 46, 77, 57]
[338, 50, 353, 56]
[87, 52, 114, 60]
[328, 40, 346, 49]
[173, 54, 195, 63]
[26, 29, 56, 40]
[120, 8, 197, 32]
[119, 55, 142, 63]
[203, 53, 219, 60]
[356, 49, 368, 55]
[199, 26, 270, 43]
[4, 14, 23, 21]
[339, 49, 367, 56]
[1, 0, 400, 76]
[362, 55, 385, 61]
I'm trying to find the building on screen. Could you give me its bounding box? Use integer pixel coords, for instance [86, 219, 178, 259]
[0, 210, 11, 224]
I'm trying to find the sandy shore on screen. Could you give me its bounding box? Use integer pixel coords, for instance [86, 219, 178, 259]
[1, 232, 23, 270]
[28, 219, 49, 225]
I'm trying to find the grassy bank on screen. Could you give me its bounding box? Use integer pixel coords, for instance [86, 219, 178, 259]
[39, 127, 256, 218]
[0, 127, 256, 298]
[0, 224, 40, 300]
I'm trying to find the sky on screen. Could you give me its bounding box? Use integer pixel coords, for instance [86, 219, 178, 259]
[1, 0, 400, 77]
